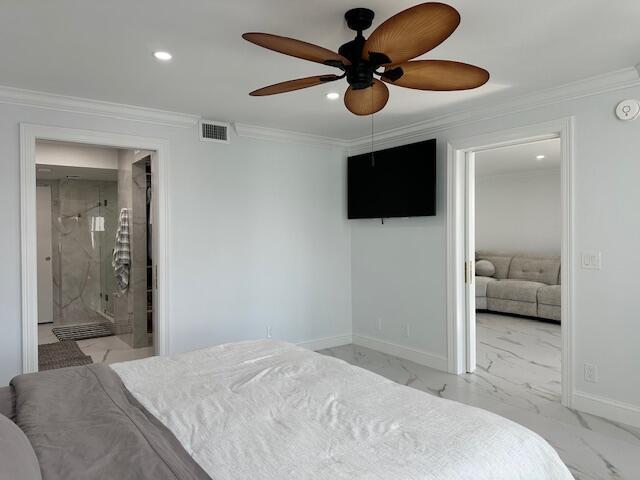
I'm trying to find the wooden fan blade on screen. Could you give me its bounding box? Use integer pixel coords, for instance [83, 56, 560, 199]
[249, 74, 341, 96]
[243, 32, 350, 67]
[382, 60, 489, 91]
[363, 3, 460, 65]
[344, 79, 389, 115]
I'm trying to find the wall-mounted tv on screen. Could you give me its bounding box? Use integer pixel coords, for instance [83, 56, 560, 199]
[347, 139, 436, 219]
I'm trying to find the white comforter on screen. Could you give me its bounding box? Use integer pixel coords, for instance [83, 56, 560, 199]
[111, 340, 573, 480]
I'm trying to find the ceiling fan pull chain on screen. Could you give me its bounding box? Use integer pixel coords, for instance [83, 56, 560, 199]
[370, 87, 375, 167]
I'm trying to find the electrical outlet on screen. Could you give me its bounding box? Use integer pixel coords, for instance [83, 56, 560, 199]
[580, 251, 602, 270]
[403, 324, 410, 338]
[266, 326, 272, 339]
[377, 318, 383, 331]
[584, 363, 598, 383]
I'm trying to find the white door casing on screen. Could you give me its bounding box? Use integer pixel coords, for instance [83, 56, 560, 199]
[464, 152, 476, 373]
[446, 117, 574, 408]
[21, 124, 171, 373]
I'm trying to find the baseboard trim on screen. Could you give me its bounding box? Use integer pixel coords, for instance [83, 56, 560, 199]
[296, 334, 352, 351]
[352, 334, 448, 372]
[574, 390, 640, 429]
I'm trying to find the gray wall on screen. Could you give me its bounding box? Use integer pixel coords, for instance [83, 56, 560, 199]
[475, 169, 561, 255]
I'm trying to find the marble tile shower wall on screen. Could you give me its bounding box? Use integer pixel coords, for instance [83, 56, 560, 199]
[42, 179, 118, 326]
[113, 149, 154, 344]
[131, 159, 152, 348]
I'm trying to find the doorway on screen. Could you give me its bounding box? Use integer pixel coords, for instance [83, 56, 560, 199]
[21, 124, 170, 373]
[34, 143, 155, 369]
[446, 118, 574, 407]
[473, 138, 563, 407]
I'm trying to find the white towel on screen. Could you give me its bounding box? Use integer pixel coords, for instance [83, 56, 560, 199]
[112, 208, 131, 293]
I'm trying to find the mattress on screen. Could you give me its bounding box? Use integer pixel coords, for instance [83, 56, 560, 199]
[112, 339, 574, 480]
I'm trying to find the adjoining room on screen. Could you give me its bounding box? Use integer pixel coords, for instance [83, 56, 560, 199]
[35, 140, 155, 369]
[474, 138, 563, 407]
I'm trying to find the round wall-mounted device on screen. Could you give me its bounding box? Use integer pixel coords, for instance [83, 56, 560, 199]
[615, 99, 640, 121]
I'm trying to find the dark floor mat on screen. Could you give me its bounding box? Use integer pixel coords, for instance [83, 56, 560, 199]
[52, 323, 113, 342]
[38, 341, 93, 371]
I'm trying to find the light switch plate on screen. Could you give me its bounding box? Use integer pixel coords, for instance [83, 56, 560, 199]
[580, 251, 602, 270]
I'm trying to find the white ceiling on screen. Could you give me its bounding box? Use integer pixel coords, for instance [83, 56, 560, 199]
[37, 164, 118, 182]
[2, 1, 639, 140]
[475, 138, 560, 178]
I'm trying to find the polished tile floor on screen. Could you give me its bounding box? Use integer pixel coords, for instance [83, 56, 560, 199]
[319, 313, 640, 480]
[38, 323, 154, 364]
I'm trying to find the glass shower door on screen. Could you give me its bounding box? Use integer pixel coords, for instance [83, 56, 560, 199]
[98, 182, 118, 317]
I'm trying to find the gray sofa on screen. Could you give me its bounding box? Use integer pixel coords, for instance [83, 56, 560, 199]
[475, 251, 561, 322]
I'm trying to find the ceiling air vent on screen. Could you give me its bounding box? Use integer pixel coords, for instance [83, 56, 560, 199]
[199, 120, 230, 144]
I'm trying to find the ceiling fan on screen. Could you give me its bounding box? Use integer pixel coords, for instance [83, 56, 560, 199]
[242, 2, 489, 116]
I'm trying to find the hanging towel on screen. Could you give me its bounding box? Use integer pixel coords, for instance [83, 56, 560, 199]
[113, 208, 131, 293]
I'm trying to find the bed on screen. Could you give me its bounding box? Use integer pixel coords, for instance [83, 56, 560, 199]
[1, 339, 574, 479]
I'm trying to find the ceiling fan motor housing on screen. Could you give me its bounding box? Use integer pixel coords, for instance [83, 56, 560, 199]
[339, 8, 390, 90]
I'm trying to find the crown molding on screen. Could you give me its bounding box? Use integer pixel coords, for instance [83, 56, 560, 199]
[2, 66, 638, 147]
[0, 85, 200, 128]
[347, 67, 640, 155]
[234, 122, 348, 148]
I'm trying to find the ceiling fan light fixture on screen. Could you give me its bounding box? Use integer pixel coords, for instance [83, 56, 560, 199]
[326, 92, 340, 100]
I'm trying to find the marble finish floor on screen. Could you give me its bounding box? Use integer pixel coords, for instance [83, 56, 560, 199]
[319, 313, 640, 480]
[38, 323, 153, 364]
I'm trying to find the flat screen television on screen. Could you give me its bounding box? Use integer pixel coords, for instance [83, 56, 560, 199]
[347, 139, 436, 219]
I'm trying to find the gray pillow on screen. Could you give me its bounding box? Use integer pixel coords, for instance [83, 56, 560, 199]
[476, 259, 496, 277]
[0, 414, 42, 480]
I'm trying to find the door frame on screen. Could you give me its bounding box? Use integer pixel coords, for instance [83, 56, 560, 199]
[20, 123, 171, 373]
[446, 117, 575, 407]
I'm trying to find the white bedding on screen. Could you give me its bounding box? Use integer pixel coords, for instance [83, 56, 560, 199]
[111, 340, 573, 480]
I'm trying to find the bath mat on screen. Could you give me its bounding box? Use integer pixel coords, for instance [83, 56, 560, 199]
[38, 341, 93, 371]
[52, 323, 113, 342]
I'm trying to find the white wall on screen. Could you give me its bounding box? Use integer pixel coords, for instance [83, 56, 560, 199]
[3, 81, 640, 424]
[476, 169, 561, 255]
[351, 83, 640, 415]
[35, 141, 119, 169]
[0, 103, 352, 384]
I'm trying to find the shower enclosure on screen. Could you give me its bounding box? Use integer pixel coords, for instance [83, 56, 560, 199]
[50, 178, 118, 325]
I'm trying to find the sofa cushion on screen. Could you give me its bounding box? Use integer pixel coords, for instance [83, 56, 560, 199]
[475, 260, 495, 277]
[486, 279, 546, 303]
[476, 251, 513, 279]
[476, 297, 487, 310]
[508, 256, 560, 285]
[538, 303, 561, 321]
[487, 298, 538, 317]
[475, 276, 497, 297]
[538, 285, 561, 307]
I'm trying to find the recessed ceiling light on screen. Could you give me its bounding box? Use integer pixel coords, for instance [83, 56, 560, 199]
[536, 155, 545, 160]
[153, 51, 172, 61]
[37, 167, 52, 173]
[325, 92, 340, 100]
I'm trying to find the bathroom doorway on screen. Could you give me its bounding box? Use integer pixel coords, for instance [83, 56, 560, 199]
[26, 135, 162, 371]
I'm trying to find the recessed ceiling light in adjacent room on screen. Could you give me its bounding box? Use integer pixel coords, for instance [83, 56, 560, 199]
[536, 155, 545, 160]
[153, 51, 172, 61]
[326, 92, 340, 101]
